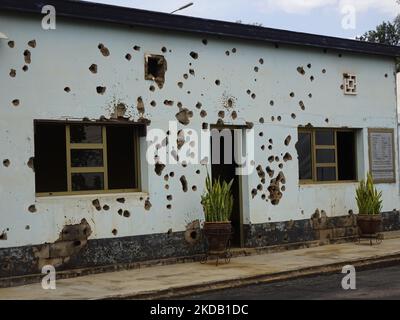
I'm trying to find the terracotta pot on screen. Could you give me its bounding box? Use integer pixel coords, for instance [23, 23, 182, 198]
[203, 222, 232, 252]
[357, 214, 382, 235]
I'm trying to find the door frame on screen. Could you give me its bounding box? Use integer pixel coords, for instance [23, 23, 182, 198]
[210, 124, 246, 248]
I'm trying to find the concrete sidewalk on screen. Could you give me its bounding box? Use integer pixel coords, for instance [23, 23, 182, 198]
[1, 235, 400, 300]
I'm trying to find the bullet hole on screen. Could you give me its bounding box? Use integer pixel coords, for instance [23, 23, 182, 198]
[98, 43, 110, 56]
[254, 66, 259, 72]
[28, 205, 37, 213]
[112, 229, 118, 236]
[161, 46, 167, 53]
[189, 69, 195, 76]
[165, 184, 169, 190]
[261, 194, 266, 200]
[89, 64, 98, 73]
[169, 172, 175, 177]
[257, 184, 263, 191]
[310, 76, 314, 81]
[297, 66, 305, 75]
[308, 93, 313, 98]
[191, 185, 197, 192]
[96, 86, 106, 94]
[150, 100, 157, 107]
[12, 99, 20, 107]
[325, 118, 329, 123]
[231, 111, 237, 120]
[268, 156, 274, 162]
[3, 159, 10, 167]
[64, 87, 71, 93]
[259, 132, 264, 137]
[190, 51, 198, 59]
[27, 157, 34, 171]
[322, 69, 326, 74]
[149, 85, 156, 92]
[9, 69, 16, 78]
[251, 188, 258, 198]
[267, 173, 285, 205]
[144, 198, 152, 211]
[187, 91, 191, 95]
[232, 48, 237, 53]
[261, 145, 265, 150]
[284, 135, 291, 146]
[269, 139, 273, 144]
[268, 145, 272, 150]
[22, 65, 28, 72]
[92, 199, 101, 211]
[200, 110, 207, 118]
[251, 93, 256, 99]
[385, 73, 388, 78]
[277, 116, 282, 121]
[290, 92, 295, 98]
[266, 166, 274, 178]
[116, 197, 125, 203]
[215, 79, 221, 86]
[183, 73, 189, 79]
[202, 39, 208, 45]
[103, 205, 110, 211]
[270, 100, 274, 106]
[175, 108, 192, 125]
[291, 113, 296, 119]
[133, 45, 141, 51]
[125, 53, 132, 61]
[25, 225, 30, 230]
[225, 51, 230, 56]
[348, 210, 354, 215]
[275, 156, 280, 162]
[307, 63, 312, 68]
[259, 58, 264, 64]
[218, 111, 225, 118]
[283, 152, 292, 162]
[340, 84, 344, 90]
[166, 204, 172, 210]
[118, 209, 123, 216]
[299, 101, 305, 110]
[177, 82, 183, 88]
[23, 50, 31, 64]
[164, 100, 174, 106]
[8, 41, 14, 48]
[179, 175, 188, 192]
[123, 210, 130, 218]
[166, 195, 173, 202]
[246, 89, 251, 95]
[0, 231, 7, 240]
[155, 162, 166, 176]
[26, 39, 36, 48]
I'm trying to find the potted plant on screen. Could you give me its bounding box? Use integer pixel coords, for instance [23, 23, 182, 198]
[201, 173, 234, 252]
[355, 173, 383, 235]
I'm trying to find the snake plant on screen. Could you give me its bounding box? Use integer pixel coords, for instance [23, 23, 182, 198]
[201, 173, 234, 222]
[355, 173, 383, 215]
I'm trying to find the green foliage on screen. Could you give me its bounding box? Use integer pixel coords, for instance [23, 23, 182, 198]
[201, 172, 234, 222]
[355, 173, 383, 215]
[358, 15, 400, 72]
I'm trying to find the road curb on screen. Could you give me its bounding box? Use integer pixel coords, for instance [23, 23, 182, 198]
[101, 252, 400, 300]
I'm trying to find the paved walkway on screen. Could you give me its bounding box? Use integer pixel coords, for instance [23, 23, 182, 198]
[1, 236, 400, 300]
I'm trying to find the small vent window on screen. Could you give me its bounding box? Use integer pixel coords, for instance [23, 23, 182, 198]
[145, 54, 167, 88]
[343, 73, 357, 95]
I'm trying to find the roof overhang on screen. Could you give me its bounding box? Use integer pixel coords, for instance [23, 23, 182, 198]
[0, 0, 399, 57]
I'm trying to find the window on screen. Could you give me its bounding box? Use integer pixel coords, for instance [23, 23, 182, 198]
[144, 54, 167, 88]
[34, 121, 143, 196]
[343, 73, 357, 95]
[297, 128, 357, 183]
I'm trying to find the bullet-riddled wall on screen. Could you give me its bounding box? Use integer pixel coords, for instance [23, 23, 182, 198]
[0, 11, 399, 277]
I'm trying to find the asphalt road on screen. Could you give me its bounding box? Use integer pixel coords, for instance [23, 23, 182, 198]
[178, 265, 400, 300]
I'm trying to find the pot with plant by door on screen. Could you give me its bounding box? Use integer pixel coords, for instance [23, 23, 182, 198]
[355, 173, 383, 236]
[201, 173, 234, 258]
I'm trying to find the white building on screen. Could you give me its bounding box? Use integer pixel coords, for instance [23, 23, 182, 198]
[0, 0, 399, 283]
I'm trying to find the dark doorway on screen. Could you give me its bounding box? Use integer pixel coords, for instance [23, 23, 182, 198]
[211, 127, 243, 247]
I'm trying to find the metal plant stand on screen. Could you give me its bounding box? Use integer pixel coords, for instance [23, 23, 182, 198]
[358, 233, 384, 245]
[201, 232, 233, 266]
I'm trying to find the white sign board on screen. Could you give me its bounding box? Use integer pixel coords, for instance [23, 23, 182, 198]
[368, 129, 395, 183]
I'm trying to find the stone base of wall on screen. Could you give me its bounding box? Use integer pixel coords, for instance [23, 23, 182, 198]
[1, 211, 399, 283]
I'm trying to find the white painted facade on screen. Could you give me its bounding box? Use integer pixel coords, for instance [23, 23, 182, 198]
[0, 12, 399, 249]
